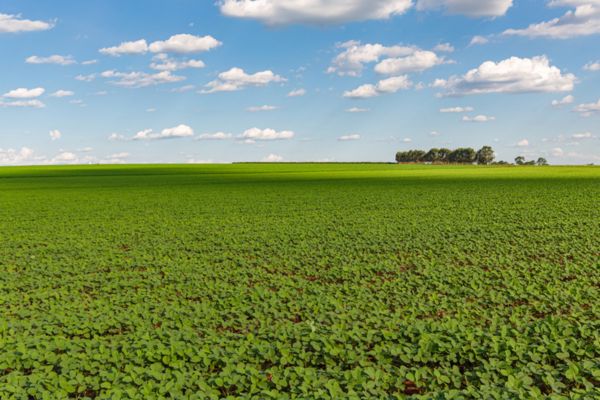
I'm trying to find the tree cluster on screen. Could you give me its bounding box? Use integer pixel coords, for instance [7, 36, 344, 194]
[515, 156, 548, 166]
[396, 146, 496, 165]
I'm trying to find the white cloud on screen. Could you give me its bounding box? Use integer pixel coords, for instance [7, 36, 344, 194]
[241, 128, 294, 140]
[150, 54, 205, 71]
[148, 34, 221, 54]
[434, 56, 576, 96]
[327, 41, 415, 77]
[109, 152, 130, 159]
[76, 74, 96, 82]
[133, 124, 194, 140]
[463, 114, 495, 122]
[552, 94, 575, 106]
[375, 50, 444, 75]
[49, 129, 61, 141]
[343, 75, 412, 98]
[402, 137, 413, 143]
[202, 68, 285, 93]
[338, 134, 361, 141]
[26, 55, 76, 65]
[0, 147, 35, 165]
[287, 88, 306, 97]
[50, 90, 74, 98]
[197, 132, 233, 140]
[469, 35, 490, 46]
[430, 131, 441, 136]
[346, 107, 369, 112]
[572, 131, 594, 139]
[100, 39, 149, 56]
[53, 152, 77, 162]
[517, 139, 530, 147]
[219, 0, 413, 25]
[0, 13, 54, 33]
[262, 153, 284, 162]
[100, 70, 185, 88]
[573, 98, 600, 116]
[551, 147, 565, 157]
[504, 1, 600, 39]
[416, 0, 513, 17]
[170, 85, 195, 93]
[247, 105, 278, 112]
[440, 106, 474, 113]
[100, 34, 221, 57]
[108, 133, 125, 141]
[3, 87, 45, 98]
[82, 59, 98, 65]
[584, 61, 600, 71]
[0, 99, 45, 108]
[433, 43, 454, 52]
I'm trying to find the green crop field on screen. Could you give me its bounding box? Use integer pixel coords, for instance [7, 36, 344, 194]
[0, 164, 598, 399]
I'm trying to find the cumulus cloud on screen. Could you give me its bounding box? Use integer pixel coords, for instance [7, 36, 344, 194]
[343, 75, 412, 98]
[516, 139, 530, 147]
[133, 124, 194, 140]
[0, 99, 45, 108]
[550, 147, 565, 157]
[0, 147, 35, 165]
[462, 114, 495, 122]
[148, 34, 221, 54]
[202, 68, 285, 93]
[327, 40, 415, 77]
[26, 55, 76, 65]
[108, 133, 125, 141]
[262, 153, 284, 162]
[434, 56, 576, 96]
[469, 35, 490, 46]
[197, 132, 233, 140]
[584, 61, 600, 71]
[100, 34, 221, 56]
[219, 0, 412, 25]
[346, 107, 369, 112]
[440, 106, 474, 113]
[240, 128, 294, 141]
[100, 39, 149, 56]
[433, 43, 454, 52]
[416, 0, 513, 17]
[100, 70, 185, 88]
[0, 13, 54, 33]
[49, 130, 61, 140]
[3, 87, 45, 98]
[247, 105, 278, 112]
[504, 1, 600, 39]
[150, 54, 205, 71]
[572, 131, 594, 139]
[552, 94, 574, 106]
[374, 50, 444, 75]
[338, 134, 361, 141]
[50, 90, 74, 98]
[287, 88, 306, 97]
[573, 98, 600, 116]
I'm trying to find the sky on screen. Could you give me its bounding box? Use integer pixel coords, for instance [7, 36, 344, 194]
[1, 0, 599, 165]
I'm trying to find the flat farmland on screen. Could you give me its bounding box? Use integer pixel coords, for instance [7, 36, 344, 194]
[0, 164, 598, 399]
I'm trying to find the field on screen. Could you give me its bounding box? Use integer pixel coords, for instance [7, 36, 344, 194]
[0, 164, 599, 399]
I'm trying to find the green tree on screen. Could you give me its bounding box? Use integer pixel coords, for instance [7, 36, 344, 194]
[438, 148, 452, 164]
[515, 156, 526, 165]
[536, 157, 549, 166]
[423, 148, 441, 163]
[476, 146, 495, 165]
[449, 148, 476, 164]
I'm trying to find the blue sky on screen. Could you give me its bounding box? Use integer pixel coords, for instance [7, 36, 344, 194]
[1, 0, 599, 165]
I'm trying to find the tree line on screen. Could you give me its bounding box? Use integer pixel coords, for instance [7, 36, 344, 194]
[396, 146, 548, 165]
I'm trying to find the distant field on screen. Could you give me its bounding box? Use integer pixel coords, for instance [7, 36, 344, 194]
[0, 164, 598, 399]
